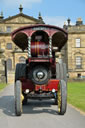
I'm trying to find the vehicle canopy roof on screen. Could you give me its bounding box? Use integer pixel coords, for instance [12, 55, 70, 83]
[11, 24, 68, 51]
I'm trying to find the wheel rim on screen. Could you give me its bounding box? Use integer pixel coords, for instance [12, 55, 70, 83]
[58, 84, 61, 113]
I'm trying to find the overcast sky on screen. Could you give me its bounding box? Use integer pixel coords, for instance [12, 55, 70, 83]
[0, 0, 85, 27]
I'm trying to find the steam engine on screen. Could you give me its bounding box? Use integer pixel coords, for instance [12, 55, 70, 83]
[11, 24, 68, 116]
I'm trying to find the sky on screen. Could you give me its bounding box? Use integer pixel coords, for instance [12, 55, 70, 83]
[0, 0, 85, 27]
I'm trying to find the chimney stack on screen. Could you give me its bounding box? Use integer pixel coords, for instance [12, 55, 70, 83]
[76, 18, 83, 26]
[0, 11, 4, 22]
[67, 18, 71, 26]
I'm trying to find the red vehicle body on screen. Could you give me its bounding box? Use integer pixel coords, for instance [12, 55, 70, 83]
[11, 24, 68, 116]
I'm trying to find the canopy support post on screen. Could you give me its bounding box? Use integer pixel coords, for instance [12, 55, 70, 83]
[28, 36, 31, 58]
[49, 36, 52, 57]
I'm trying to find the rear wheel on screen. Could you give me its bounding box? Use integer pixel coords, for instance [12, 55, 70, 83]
[58, 80, 67, 115]
[15, 80, 23, 116]
[56, 63, 67, 82]
[15, 63, 26, 82]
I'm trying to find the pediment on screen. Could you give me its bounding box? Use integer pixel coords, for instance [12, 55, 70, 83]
[3, 13, 41, 24]
[4, 15, 37, 24]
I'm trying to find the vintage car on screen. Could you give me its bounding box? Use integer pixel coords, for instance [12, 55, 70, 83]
[11, 24, 68, 116]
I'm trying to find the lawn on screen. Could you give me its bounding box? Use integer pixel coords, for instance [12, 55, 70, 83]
[68, 81, 85, 112]
[0, 83, 7, 91]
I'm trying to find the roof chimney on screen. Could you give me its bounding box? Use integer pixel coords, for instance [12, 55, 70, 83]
[76, 18, 83, 26]
[0, 11, 4, 22]
[67, 18, 71, 26]
[63, 22, 67, 30]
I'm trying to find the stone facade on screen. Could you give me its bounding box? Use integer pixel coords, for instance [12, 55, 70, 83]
[0, 6, 44, 83]
[63, 18, 85, 79]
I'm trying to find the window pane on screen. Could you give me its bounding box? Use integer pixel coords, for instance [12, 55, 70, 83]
[76, 38, 80, 47]
[6, 26, 11, 33]
[76, 56, 82, 68]
[6, 43, 12, 49]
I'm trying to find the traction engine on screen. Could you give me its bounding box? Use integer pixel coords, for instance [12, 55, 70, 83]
[11, 24, 68, 116]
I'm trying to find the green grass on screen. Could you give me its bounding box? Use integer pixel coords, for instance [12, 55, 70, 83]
[68, 82, 85, 112]
[0, 83, 7, 91]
